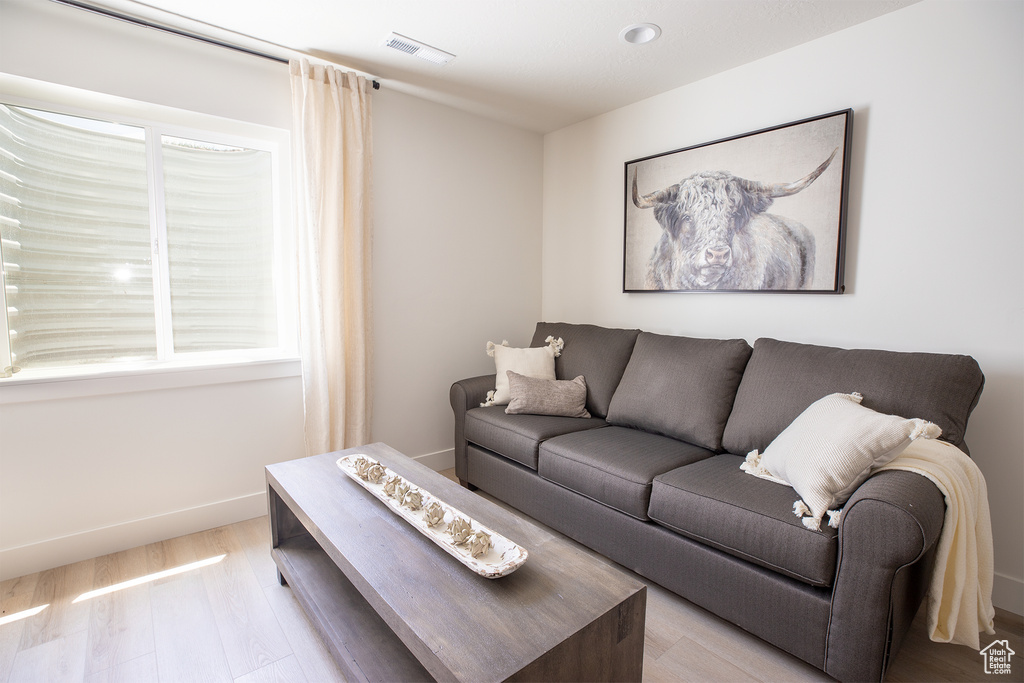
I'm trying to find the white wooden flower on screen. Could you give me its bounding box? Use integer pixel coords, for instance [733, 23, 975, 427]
[468, 530, 492, 558]
[447, 517, 473, 545]
[423, 501, 446, 527]
[403, 488, 423, 510]
[383, 475, 403, 498]
[366, 464, 386, 483]
[394, 482, 411, 503]
[353, 456, 373, 480]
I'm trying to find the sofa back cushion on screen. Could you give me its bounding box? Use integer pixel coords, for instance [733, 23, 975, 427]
[605, 332, 753, 451]
[530, 322, 640, 419]
[721, 338, 985, 455]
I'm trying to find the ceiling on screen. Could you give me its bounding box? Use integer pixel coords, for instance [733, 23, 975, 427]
[86, 0, 920, 133]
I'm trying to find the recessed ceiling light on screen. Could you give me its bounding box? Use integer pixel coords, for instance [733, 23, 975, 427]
[619, 23, 662, 45]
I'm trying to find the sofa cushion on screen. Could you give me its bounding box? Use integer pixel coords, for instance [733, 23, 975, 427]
[722, 338, 985, 455]
[649, 454, 839, 587]
[538, 426, 714, 521]
[606, 332, 752, 451]
[530, 322, 641, 419]
[464, 406, 606, 470]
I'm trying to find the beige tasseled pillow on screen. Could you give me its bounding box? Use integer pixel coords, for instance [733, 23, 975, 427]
[482, 336, 563, 406]
[741, 392, 941, 530]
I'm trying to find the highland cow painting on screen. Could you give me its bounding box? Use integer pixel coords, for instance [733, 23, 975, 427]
[623, 110, 852, 293]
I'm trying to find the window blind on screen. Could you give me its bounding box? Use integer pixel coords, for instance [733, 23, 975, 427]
[0, 104, 155, 368]
[162, 137, 278, 353]
[0, 102, 283, 374]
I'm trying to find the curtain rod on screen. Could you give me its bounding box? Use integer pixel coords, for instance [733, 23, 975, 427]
[50, 0, 381, 90]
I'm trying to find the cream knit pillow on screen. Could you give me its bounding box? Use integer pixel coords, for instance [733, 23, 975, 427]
[482, 336, 564, 406]
[741, 392, 942, 530]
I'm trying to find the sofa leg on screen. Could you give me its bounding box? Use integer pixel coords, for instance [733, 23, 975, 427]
[459, 478, 478, 491]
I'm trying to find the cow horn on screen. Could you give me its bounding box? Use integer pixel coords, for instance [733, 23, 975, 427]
[632, 168, 673, 209]
[751, 147, 839, 199]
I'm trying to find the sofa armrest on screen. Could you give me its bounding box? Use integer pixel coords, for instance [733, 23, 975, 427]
[825, 469, 946, 681]
[450, 375, 496, 482]
[452, 374, 496, 411]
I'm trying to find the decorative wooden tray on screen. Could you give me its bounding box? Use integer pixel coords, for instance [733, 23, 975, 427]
[336, 455, 528, 578]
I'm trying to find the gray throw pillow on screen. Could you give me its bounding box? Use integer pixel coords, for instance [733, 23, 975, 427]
[606, 332, 752, 451]
[505, 371, 591, 418]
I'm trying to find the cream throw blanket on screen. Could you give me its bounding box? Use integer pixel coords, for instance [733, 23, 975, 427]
[877, 437, 995, 649]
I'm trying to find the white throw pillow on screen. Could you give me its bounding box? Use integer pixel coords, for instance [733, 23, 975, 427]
[741, 392, 941, 530]
[482, 336, 564, 406]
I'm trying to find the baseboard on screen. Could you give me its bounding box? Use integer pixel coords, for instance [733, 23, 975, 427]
[413, 448, 455, 472]
[3, 449, 455, 582]
[0, 491, 267, 581]
[993, 571, 1024, 617]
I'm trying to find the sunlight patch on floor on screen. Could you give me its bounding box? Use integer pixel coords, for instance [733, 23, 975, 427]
[0, 603, 48, 626]
[72, 553, 226, 603]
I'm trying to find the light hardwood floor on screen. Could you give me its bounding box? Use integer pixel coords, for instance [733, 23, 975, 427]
[2, 471, 1020, 682]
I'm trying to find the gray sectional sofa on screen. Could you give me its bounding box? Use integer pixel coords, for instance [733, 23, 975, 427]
[450, 322, 985, 682]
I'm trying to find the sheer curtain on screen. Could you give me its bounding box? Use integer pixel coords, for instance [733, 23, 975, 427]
[290, 59, 373, 455]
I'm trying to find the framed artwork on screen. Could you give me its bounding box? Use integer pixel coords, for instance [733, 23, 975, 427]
[623, 109, 853, 293]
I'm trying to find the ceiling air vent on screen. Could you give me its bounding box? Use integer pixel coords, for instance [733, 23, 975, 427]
[383, 32, 455, 65]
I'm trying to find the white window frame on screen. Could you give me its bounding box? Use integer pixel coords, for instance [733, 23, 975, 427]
[0, 74, 298, 396]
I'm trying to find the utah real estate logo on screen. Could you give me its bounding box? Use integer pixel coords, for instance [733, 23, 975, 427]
[980, 640, 1015, 675]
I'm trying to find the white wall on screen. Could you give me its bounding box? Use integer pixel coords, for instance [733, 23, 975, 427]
[371, 89, 543, 463]
[0, 0, 292, 128]
[0, 367, 305, 579]
[0, 0, 545, 578]
[541, 0, 1023, 614]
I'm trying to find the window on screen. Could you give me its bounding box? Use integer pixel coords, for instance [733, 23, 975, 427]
[0, 92, 295, 380]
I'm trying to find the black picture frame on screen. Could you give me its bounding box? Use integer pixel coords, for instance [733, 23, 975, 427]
[623, 109, 853, 293]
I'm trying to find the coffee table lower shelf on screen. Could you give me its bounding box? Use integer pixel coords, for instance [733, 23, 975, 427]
[272, 534, 433, 682]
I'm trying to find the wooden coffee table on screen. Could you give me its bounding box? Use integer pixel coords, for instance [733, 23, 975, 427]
[266, 443, 646, 682]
